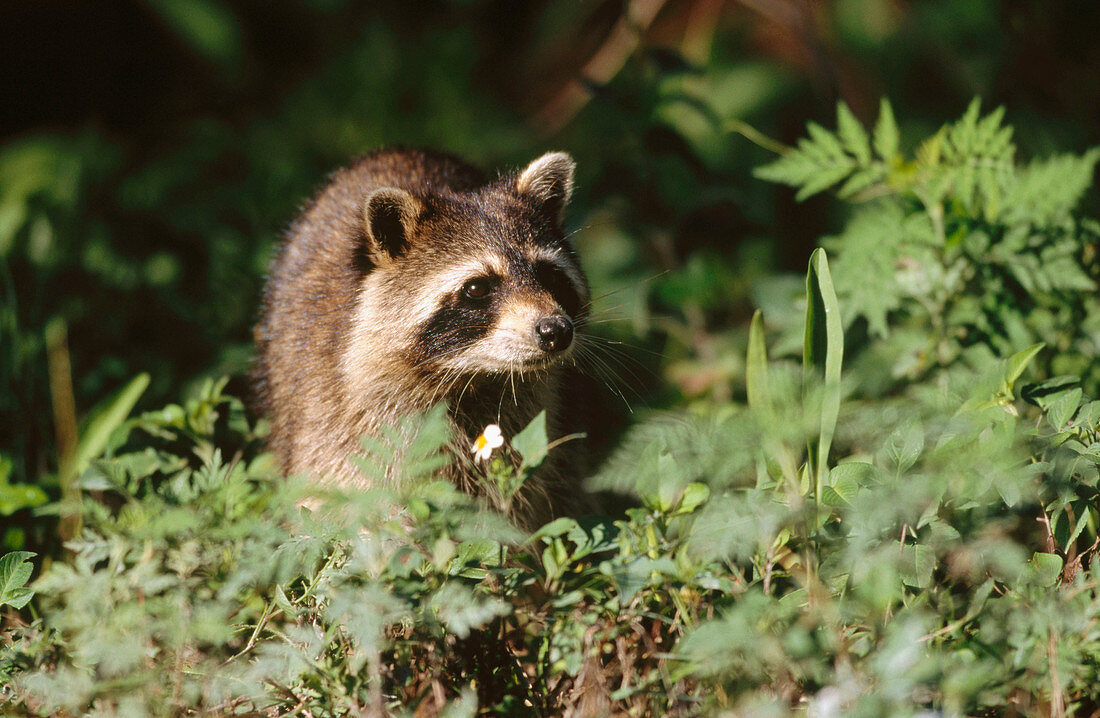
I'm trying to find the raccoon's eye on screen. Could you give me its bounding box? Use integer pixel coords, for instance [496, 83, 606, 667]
[462, 278, 493, 300]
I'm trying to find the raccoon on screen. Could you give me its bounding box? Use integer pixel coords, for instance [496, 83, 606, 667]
[253, 148, 595, 527]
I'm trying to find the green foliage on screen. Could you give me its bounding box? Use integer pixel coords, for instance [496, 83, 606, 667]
[0, 456, 46, 517]
[758, 100, 1100, 397]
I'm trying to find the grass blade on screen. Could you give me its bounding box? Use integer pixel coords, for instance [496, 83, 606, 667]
[804, 249, 844, 507]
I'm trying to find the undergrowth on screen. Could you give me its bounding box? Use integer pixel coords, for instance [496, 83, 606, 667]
[3, 101, 1100, 716]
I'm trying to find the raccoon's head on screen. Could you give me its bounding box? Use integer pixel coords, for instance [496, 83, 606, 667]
[351, 152, 589, 383]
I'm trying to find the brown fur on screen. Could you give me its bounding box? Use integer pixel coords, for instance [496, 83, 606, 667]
[253, 148, 594, 527]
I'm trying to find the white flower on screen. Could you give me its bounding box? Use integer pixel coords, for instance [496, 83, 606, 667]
[472, 424, 504, 462]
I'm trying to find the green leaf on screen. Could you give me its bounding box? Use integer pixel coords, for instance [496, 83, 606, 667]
[1003, 148, 1100, 227]
[745, 310, 773, 417]
[0, 551, 36, 609]
[901, 544, 936, 589]
[428, 583, 510, 639]
[804, 249, 844, 488]
[821, 201, 910, 337]
[61, 373, 150, 485]
[824, 462, 871, 506]
[836, 102, 871, 165]
[1029, 552, 1063, 587]
[0, 453, 48, 515]
[1001, 343, 1044, 397]
[531, 516, 578, 541]
[674, 482, 710, 515]
[885, 419, 924, 474]
[1046, 389, 1082, 431]
[873, 98, 899, 161]
[512, 410, 549, 471]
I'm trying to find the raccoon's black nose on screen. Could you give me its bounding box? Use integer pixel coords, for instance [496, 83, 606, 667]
[535, 316, 574, 353]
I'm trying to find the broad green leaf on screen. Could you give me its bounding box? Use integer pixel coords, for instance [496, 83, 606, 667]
[1029, 552, 1063, 587]
[0, 551, 36, 609]
[820, 485, 848, 508]
[1047, 389, 1082, 428]
[530, 516, 577, 542]
[824, 462, 871, 506]
[885, 419, 924, 474]
[1001, 343, 1044, 396]
[912, 544, 936, 588]
[273, 584, 296, 616]
[512, 410, 548, 471]
[675, 482, 710, 515]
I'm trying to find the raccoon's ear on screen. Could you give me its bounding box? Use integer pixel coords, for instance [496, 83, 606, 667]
[362, 187, 421, 262]
[516, 152, 575, 224]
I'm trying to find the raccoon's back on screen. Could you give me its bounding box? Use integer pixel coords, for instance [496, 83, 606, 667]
[253, 149, 487, 473]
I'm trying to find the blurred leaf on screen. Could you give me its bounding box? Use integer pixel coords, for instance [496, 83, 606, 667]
[746, 310, 773, 417]
[836, 102, 872, 165]
[873, 98, 900, 161]
[60, 373, 150, 485]
[145, 0, 242, 70]
[1028, 552, 1063, 587]
[1001, 342, 1044, 397]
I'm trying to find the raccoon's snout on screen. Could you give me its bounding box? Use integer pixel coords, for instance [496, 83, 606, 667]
[535, 315, 574, 353]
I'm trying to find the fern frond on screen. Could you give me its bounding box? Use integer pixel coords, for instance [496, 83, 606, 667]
[1002, 148, 1100, 228]
[754, 101, 891, 201]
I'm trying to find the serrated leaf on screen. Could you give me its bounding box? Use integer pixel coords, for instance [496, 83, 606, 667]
[873, 98, 899, 161]
[794, 161, 856, 201]
[0, 551, 36, 609]
[429, 583, 510, 639]
[822, 201, 907, 337]
[1004, 148, 1100, 227]
[807, 122, 846, 159]
[836, 102, 871, 165]
[835, 167, 882, 199]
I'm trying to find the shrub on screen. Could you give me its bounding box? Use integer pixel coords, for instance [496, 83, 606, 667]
[3, 101, 1100, 716]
